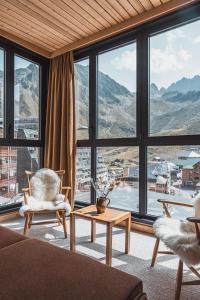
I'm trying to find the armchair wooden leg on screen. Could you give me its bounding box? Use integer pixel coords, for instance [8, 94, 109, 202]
[24, 213, 29, 236]
[28, 213, 33, 228]
[175, 260, 183, 300]
[62, 212, 67, 239]
[151, 237, 160, 267]
[56, 211, 62, 225]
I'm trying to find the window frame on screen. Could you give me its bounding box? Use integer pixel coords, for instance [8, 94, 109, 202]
[74, 2, 200, 222]
[0, 36, 49, 214]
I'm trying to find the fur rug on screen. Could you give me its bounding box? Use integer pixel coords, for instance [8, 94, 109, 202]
[19, 168, 71, 216]
[153, 194, 200, 267]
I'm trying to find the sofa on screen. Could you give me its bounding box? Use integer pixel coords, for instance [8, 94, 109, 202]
[0, 226, 147, 300]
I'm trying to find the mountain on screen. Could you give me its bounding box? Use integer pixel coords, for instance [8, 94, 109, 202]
[166, 75, 200, 94]
[150, 83, 166, 97]
[0, 64, 39, 119]
[149, 75, 200, 135]
[1, 62, 200, 138]
[75, 64, 136, 138]
[75, 64, 200, 137]
[14, 64, 39, 118]
[150, 75, 200, 99]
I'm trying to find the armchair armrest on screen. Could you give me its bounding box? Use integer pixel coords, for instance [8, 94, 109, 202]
[62, 186, 72, 190]
[157, 199, 193, 208]
[22, 188, 30, 193]
[22, 187, 30, 205]
[187, 217, 200, 240]
[62, 186, 72, 202]
[187, 217, 200, 223]
[157, 199, 193, 218]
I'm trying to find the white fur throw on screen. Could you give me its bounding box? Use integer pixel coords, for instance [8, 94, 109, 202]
[30, 168, 61, 202]
[153, 194, 200, 266]
[19, 168, 71, 216]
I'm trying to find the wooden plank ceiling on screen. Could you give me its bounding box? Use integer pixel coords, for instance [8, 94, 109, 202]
[0, 0, 197, 58]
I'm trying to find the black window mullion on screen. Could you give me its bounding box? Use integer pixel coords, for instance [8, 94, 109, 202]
[138, 32, 149, 216]
[90, 52, 97, 204]
[5, 49, 14, 142]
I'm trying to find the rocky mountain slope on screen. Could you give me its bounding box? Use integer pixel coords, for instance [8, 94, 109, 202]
[0, 64, 39, 119]
[1, 62, 200, 137]
[75, 64, 136, 138]
[150, 76, 200, 135]
[76, 64, 200, 137]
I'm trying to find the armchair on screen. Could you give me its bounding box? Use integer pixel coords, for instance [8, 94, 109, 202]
[19, 168, 72, 238]
[151, 196, 200, 300]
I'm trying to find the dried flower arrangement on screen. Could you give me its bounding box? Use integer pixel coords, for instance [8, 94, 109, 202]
[90, 176, 120, 198]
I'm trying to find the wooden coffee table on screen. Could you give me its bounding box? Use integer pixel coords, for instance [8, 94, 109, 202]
[70, 205, 131, 266]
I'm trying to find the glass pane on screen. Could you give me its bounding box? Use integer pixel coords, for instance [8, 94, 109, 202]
[97, 147, 139, 212]
[0, 49, 4, 138]
[14, 56, 40, 140]
[147, 146, 199, 219]
[75, 147, 91, 203]
[97, 43, 136, 139]
[74, 59, 89, 140]
[0, 146, 40, 208]
[150, 20, 200, 136]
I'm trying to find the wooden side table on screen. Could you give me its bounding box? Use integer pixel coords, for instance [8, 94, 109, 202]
[70, 205, 131, 266]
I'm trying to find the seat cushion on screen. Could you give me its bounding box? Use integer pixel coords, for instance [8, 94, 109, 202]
[153, 218, 200, 266]
[19, 196, 71, 216]
[0, 225, 27, 249]
[0, 239, 143, 300]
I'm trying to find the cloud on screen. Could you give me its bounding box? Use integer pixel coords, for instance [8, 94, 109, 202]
[111, 49, 136, 72]
[193, 36, 200, 44]
[151, 47, 191, 73]
[166, 29, 185, 44]
[110, 28, 191, 75]
[179, 49, 191, 61]
[151, 29, 191, 73]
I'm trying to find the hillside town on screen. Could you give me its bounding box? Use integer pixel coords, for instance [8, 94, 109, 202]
[76, 148, 200, 215]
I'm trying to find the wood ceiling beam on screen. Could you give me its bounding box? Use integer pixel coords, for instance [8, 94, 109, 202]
[0, 28, 51, 58]
[50, 0, 197, 58]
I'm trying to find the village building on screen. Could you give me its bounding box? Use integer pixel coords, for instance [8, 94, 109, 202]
[182, 161, 200, 188]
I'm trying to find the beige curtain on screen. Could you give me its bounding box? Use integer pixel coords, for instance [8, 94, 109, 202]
[44, 52, 76, 209]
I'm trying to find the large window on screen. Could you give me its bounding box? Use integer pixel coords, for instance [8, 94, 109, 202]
[97, 147, 139, 212]
[97, 43, 136, 139]
[147, 146, 195, 218]
[74, 59, 89, 140]
[0, 41, 48, 211]
[0, 49, 4, 138]
[75, 147, 91, 203]
[0, 146, 40, 208]
[149, 20, 200, 136]
[14, 56, 40, 140]
[75, 41, 138, 210]
[74, 4, 200, 220]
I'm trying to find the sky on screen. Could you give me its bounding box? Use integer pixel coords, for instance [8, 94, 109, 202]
[0, 51, 35, 71]
[98, 19, 200, 92]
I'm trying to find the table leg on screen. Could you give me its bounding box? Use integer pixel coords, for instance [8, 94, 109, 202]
[125, 216, 131, 254]
[91, 220, 96, 242]
[70, 213, 75, 251]
[106, 223, 112, 266]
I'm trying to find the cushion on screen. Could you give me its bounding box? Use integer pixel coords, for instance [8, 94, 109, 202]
[154, 218, 200, 266]
[30, 168, 61, 202]
[19, 196, 71, 216]
[0, 225, 27, 249]
[0, 239, 143, 300]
